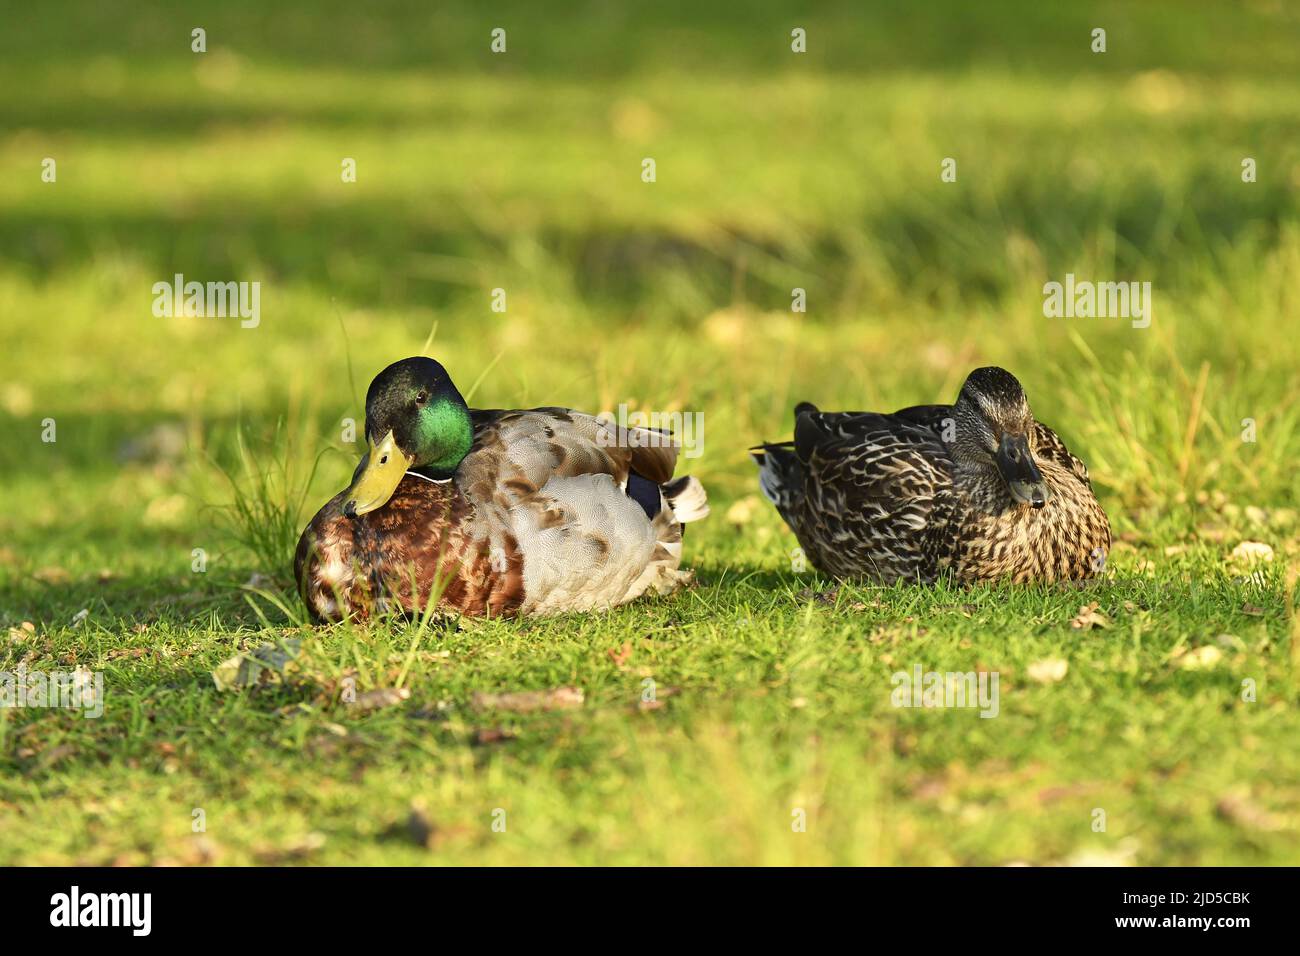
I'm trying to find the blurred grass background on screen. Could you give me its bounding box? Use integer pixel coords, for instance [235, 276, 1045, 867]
[0, 0, 1298, 865]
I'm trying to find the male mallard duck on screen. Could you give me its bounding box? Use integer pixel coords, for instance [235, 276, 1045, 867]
[752, 366, 1111, 584]
[295, 357, 709, 621]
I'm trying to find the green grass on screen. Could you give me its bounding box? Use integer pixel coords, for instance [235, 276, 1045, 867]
[1, 0, 1299, 865]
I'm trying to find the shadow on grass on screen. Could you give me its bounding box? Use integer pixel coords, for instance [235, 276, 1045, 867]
[5, 0, 1296, 83]
[4, 163, 1294, 321]
[0, 570, 294, 630]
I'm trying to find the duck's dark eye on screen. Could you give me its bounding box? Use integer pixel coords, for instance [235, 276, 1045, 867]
[415, 391, 429, 405]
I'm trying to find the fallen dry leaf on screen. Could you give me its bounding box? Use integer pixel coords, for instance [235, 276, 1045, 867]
[40, 744, 78, 766]
[253, 832, 326, 863]
[1176, 645, 1223, 670]
[725, 495, 761, 526]
[797, 586, 839, 605]
[1070, 603, 1110, 630]
[1230, 541, 1274, 564]
[912, 776, 949, 801]
[607, 642, 633, 668]
[211, 638, 302, 692]
[795, 586, 875, 612]
[1037, 782, 1102, 804]
[1243, 505, 1269, 527]
[1027, 658, 1069, 684]
[349, 687, 411, 713]
[471, 686, 584, 713]
[1216, 792, 1282, 832]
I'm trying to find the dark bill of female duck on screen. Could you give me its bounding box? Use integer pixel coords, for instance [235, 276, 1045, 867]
[953, 366, 1052, 509]
[995, 432, 1050, 509]
[341, 356, 474, 518]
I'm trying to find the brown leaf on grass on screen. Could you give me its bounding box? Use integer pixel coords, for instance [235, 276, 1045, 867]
[911, 776, 949, 801]
[34, 566, 70, 585]
[1216, 792, 1282, 832]
[1027, 658, 1069, 684]
[252, 832, 326, 863]
[349, 687, 411, 713]
[471, 686, 584, 713]
[725, 495, 761, 527]
[1037, 782, 1102, 804]
[1241, 603, 1265, 617]
[795, 586, 874, 611]
[39, 744, 78, 767]
[797, 586, 839, 605]
[187, 836, 222, 866]
[7, 622, 36, 645]
[1070, 603, 1110, 630]
[1175, 645, 1223, 670]
[473, 727, 517, 745]
[1215, 634, 1246, 652]
[867, 621, 928, 644]
[211, 639, 302, 692]
[607, 642, 633, 668]
[1230, 541, 1275, 564]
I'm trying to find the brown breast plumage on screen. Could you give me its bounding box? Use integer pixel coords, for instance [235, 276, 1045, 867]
[293, 476, 526, 622]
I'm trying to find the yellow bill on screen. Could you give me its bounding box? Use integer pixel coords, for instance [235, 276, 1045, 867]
[342, 430, 415, 517]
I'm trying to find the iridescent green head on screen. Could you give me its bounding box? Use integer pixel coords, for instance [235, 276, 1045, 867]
[342, 357, 473, 517]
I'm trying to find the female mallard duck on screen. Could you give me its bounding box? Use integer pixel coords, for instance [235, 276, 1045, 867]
[294, 357, 709, 621]
[752, 366, 1110, 585]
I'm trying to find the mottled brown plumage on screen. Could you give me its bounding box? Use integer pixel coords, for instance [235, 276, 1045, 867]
[296, 403, 709, 622]
[752, 367, 1111, 585]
